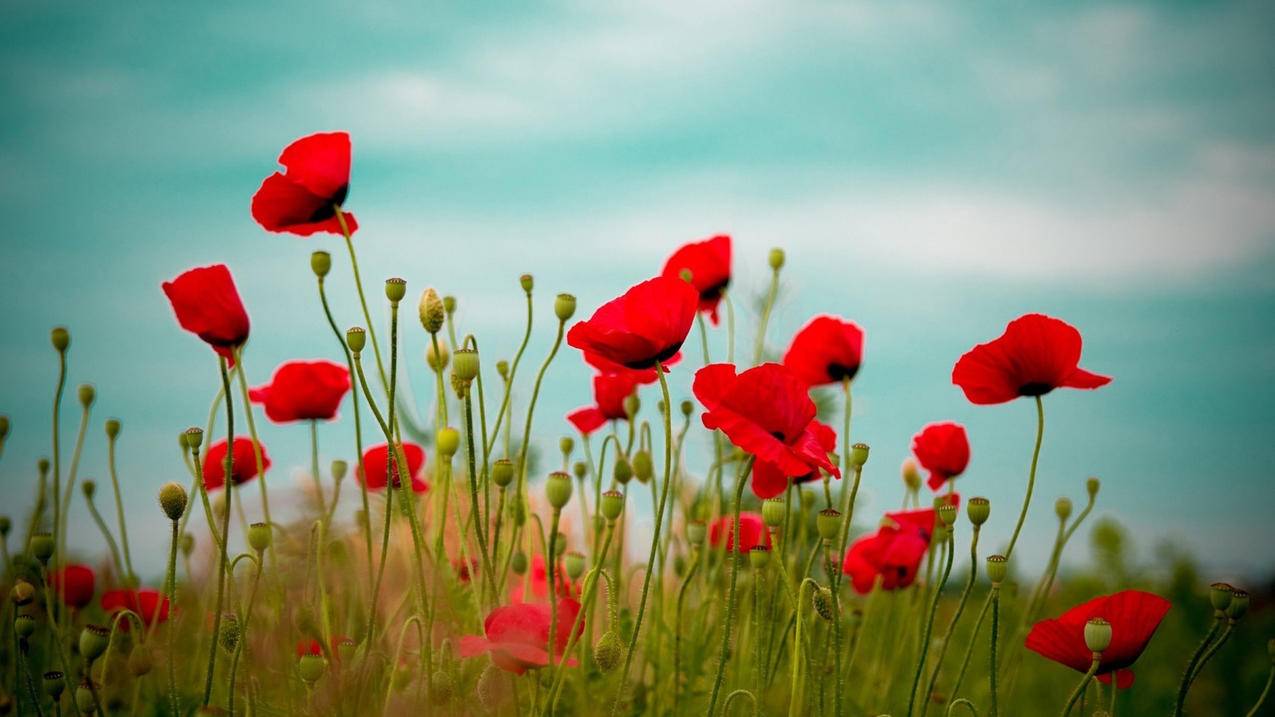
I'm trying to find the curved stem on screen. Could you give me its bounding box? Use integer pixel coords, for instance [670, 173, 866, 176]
[50, 349, 66, 583]
[1174, 618, 1222, 715]
[1060, 656, 1100, 717]
[203, 357, 235, 707]
[485, 287, 533, 456]
[106, 431, 135, 582]
[706, 456, 757, 716]
[334, 206, 388, 391]
[908, 530, 955, 717]
[1005, 397, 1044, 559]
[753, 266, 781, 364]
[1245, 663, 1274, 717]
[83, 491, 124, 579]
[921, 526, 981, 716]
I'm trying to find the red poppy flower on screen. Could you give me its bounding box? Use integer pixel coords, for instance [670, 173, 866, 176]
[782, 315, 865, 386]
[49, 564, 95, 609]
[509, 554, 577, 604]
[885, 494, 959, 546]
[295, 635, 350, 659]
[101, 588, 171, 628]
[582, 349, 681, 384]
[453, 557, 479, 584]
[708, 512, 773, 554]
[358, 442, 428, 494]
[661, 234, 731, 324]
[162, 264, 250, 366]
[911, 422, 970, 492]
[249, 360, 351, 423]
[1026, 590, 1171, 688]
[842, 524, 928, 594]
[459, 599, 583, 674]
[750, 420, 837, 499]
[251, 131, 358, 237]
[566, 276, 698, 370]
[202, 437, 270, 491]
[566, 373, 641, 435]
[953, 313, 1112, 405]
[694, 363, 841, 483]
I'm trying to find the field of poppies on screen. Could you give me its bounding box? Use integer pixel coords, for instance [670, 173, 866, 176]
[0, 131, 1271, 716]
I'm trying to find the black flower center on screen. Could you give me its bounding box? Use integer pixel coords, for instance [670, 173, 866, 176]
[826, 362, 859, 382]
[1017, 381, 1054, 397]
[306, 184, 350, 223]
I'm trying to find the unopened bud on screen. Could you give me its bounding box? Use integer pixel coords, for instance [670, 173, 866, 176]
[78, 384, 95, 408]
[613, 457, 633, 485]
[632, 451, 653, 483]
[546, 472, 573, 510]
[128, 645, 154, 676]
[554, 294, 577, 322]
[331, 459, 348, 482]
[817, 509, 841, 542]
[1084, 618, 1112, 653]
[429, 669, 454, 705]
[105, 418, 120, 439]
[511, 551, 528, 575]
[11, 580, 35, 606]
[762, 498, 786, 527]
[51, 327, 70, 352]
[180, 533, 194, 556]
[600, 490, 624, 522]
[248, 522, 272, 553]
[768, 247, 785, 270]
[219, 613, 241, 653]
[492, 459, 514, 488]
[1055, 497, 1073, 521]
[346, 327, 366, 353]
[1086, 476, 1100, 499]
[436, 427, 460, 458]
[901, 458, 922, 491]
[81, 480, 96, 499]
[310, 251, 331, 278]
[679, 400, 693, 417]
[496, 360, 509, 380]
[75, 681, 96, 713]
[419, 288, 445, 334]
[573, 461, 587, 479]
[593, 631, 623, 672]
[560, 436, 575, 458]
[426, 340, 449, 372]
[813, 586, 835, 621]
[986, 555, 1008, 585]
[443, 295, 456, 315]
[30, 533, 54, 563]
[158, 482, 188, 521]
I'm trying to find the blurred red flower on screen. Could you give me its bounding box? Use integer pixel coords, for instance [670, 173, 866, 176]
[295, 635, 350, 659]
[661, 234, 731, 324]
[842, 524, 928, 594]
[358, 442, 428, 494]
[202, 437, 270, 491]
[952, 313, 1111, 405]
[750, 420, 837, 499]
[49, 564, 95, 609]
[911, 422, 970, 492]
[251, 131, 358, 236]
[1026, 589, 1171, 688]
[694, 363, 840, 490]
[708, 512, 772, 554]
[509, 554, 577, 604]
[101, 588, 170, 628]
[249, 360, 350, 423]
[459, 599, 582, 674]
[567, 372, 641, 435]
[567, 276, 698, 370]
[886, 494, 959, 546]
[162, 264, 250, 366]
[782, 315, 865, 387]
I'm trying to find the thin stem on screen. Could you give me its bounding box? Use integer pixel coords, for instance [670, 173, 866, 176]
[83, 491, 124, 580]
[106, 429, 135, 582]
[921, 525, 981, 716]
[988, 587, 1002, 717]
[908, 529, 955, 717]
[673, 547, 701, 713]
[1060, 656, 1100, 717]
[335, 206, 388, 391]
[309, 420, 326, 517]
[1005, 397, 1044, 559]
[706, 456, 757, 716]
[203, 357, 235, 707]
[830, 380, 857, 716]
[1245, 663, 1274, 717]
[463, 391, 495, 606]
[165, 519, 181, 717]
[232, 353, 277, 575]
[1174, 617, 1222, 716]
[485, 287, 533, 456]
[753, 266, 781, 364]
[50, 348, 66, 584]
[949, 591, 992, 698]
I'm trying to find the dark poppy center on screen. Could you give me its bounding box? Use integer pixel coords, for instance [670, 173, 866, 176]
[700, 277, 730, 300]
[624, 341, 685, 371]
[826, 362, 859, 382]
[770, 430, 787, 443]
[1017, 382, 1054, 397]
[306, 184, 350, 223]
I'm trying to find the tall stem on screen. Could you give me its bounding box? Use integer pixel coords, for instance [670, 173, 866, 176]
[106, 429, 135, 582]
[1059, 657, 1100, 717]
[908, 530, 955, 717]
[164, 519, 181, 717]
[50, 347, 66, 583]
[203, 357, 235, 707]
[1005, 397, 1044, 559]
[232, 354, 277, 574]
[988, 587, 1002, 717]
[706, 456, 756, 716]
[921, 525, 981, 716]
[334, 206, 388, 391]
[753, 266, 781, 364]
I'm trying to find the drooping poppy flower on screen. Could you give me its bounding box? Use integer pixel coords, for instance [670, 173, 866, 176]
[841, 524, 929, 594]
[49, 564, 95, 609]
[202, 437, 271, 491]
[101, 588, 171, 628]
[782, 315, 865, 387]
[749, 420, 837, 499]
[249, 360, 351, 423]
[952, 313, 1112, 405]
[661, 234, 731, 324]
[566, 373, 641, 435]
[694, 363, 841, 484]
[459, 600, 583, 674]
[162, 264, 250, 366]
[566, 276, 698, 370]
[708, 512, 773, 554]
[358, 442, 428, 494]
[251, 131, 358, 237]
[582, 349, 681, 384]
[509, 554, 577, 604]
[911, 422, 970, 492]
[885, 494, 959, 546]
[1025, 590, 1171, 688]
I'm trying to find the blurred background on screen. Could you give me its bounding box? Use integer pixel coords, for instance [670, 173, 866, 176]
[1, 0, 1273, 599]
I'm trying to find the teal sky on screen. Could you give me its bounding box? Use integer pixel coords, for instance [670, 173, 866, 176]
[2, 1, 1273, 580]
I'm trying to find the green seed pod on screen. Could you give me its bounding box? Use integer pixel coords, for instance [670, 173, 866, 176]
[1226, 589, 1250, 621]
[452, 349, 479, 382]
[79, 625, 110, 662]
[429, 670, 455, 705]
[850, 443, 870, 468]
[623, 394, 640, 419]
[632, 450, 653, 484]
[559, 436, 575, 458]
[336, 638, 357, 663]
[937, 502, 958, 528]
[297, 654, 326, 684]
[128, 645, 154, 676]
[1209, 582, 1235, 613]
[1054, 497, 1073, 521]
[901, 458, 922, 491]
[419, 288, 445, 334]
[443, 295, 457, 315]
[816, 509, 841, 542]
[1084, 618, 1112, 653]
[159, 481, 188, 521]
[310, 250, 331, 278]
[346, 326, 367, 353]
[768, 247, 785, 270]
[14, 614, 36, 639]
[248, 522, 272, 553]
[554, 293, 577, 322]
[572, 461, 587, 480]
[11, 580, 35, 606]
[43, 671, 65, 698]
[75, 681, 96, 713]
[511, 551, 528, 575]
[384, 277, 407, 303]
[491, 459, 514, 488]
[967, 497, 990, 527]
[104, 418, 121, 439]
[519, 274, 534, 294]
[564, 551, 586, 580]
[813, 586, 835, 621]
[77, 383, 95, 408]
[593, 631, 623, 672]
[613, 457, 633, 485]
[600, 490, 624, 522]
[436, 427, 460, 458]
[183, 426, 204, 450]
[426, 340, 449, 372]
[748, 545, 770, 570]
[496, 360, 510, 380]
[546, 472, 573, 510]
[762, 498, 786, 528]
[51, 327, 70, 352]
[686, 520, 707, 545]
[985, 555, 1008, 585]
[1086, 476, 1101, 499]
[331, 459, 348, 482]
[30, 533, 54, 563]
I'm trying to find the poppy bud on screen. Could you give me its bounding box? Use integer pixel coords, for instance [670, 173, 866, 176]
[686, 520, 707, 545]
[310, 251, 331, 278]
[298, 654, 326, 684]
[30, 533, 54, 563]
[1084, 618, 1112, 653]
[564, 551, 586, 580]
[1086, 476, 1100, 499]
[158, 482, 187, 521]
[39, 457, 50, 475]
[75, 681, 96, 714]
[546, 472, 573, 510]
[1055, 497, 1073, 521]
[632, 450, 653, 483]
[496, 360, 510, 380]
[762, 498, 786, 527]
[593, 631, 623, 672]
[184, 426, 204, 450]
[572, 461, 587, 479]
[217, 613, 241, 654]
[1209, 582, 1235, 613]
[511, 551, 528, 575]
[677, 400, 692, 418]
[850, 443, 870, 468]
[82, 480, 96, 499]
[559, 436, 575, 458]
[601, 490, 624, 522]
[768, 248, 785, 270]
[11, 580, 35, 606]
[436, 427, 460, 458]
[430, 670, 455, 706]
[105, 418, 120, 439]
[128, 645, 153, 676]
[491, 459, 514, 488]
[43, 671, 64, 698]
[79, 625, 110, 662]
[180, 533, 194, 556]
[419, 288, 445, 334]
[967, 497, 990, 526]
[901, 458, 922, 491]
[614, 457, 633, 485]
[937, 502, 957, 527]
[813, 586, 835, 621]
[453, 349, 479, 383]
[0, 516, 8, 539]
[1226, 589, 1250, 621]
[78, 383, 95, 408]
[346, 326, 367, 353]
[331, 459, 348, 482]
[384, 277, 407, 304]
[51, 327, 70, 352]
[749, 545, 770, 570]
[520, 274, 534, 294]
[986, 555, 1008, 585]
[442, 294, 457, 315]
[817, 509, 841, 542]
[14, 614, 35, 639]
[554, 293, 577, 322]
[248, 522, 272, 553]
[426, 340, 449, 372]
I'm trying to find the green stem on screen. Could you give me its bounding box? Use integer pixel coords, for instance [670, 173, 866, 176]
[164, 519, 181, 717]
[706, 456, 757, 716]
[50, 348, 66, 585]
[988, 587, 1002, 717]
[921, 525, 981, 716]
[309, 420, 326, 517]
[908, 529, 955, 717]
[485, 286, 533, 457]
[1174, 618, 1222, 715]
[105, 429, 135, 582]
[673, 547, 701, 713]
[203, 357, 235, 707]
[1005, 397, 1044, 559]
[1245, 663, 1274, 717]
[83, 492, 124, 580]
[227, 554, 263, 717]
[1059, 656, 1100, 717]
[232, 353, 278, 576]
[463, 391, 496, 606]
[753, 266, 781, 364]
[334, 206, 388, 391]
[949, 590, 992, 699]
[830, 380, 857, 716]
